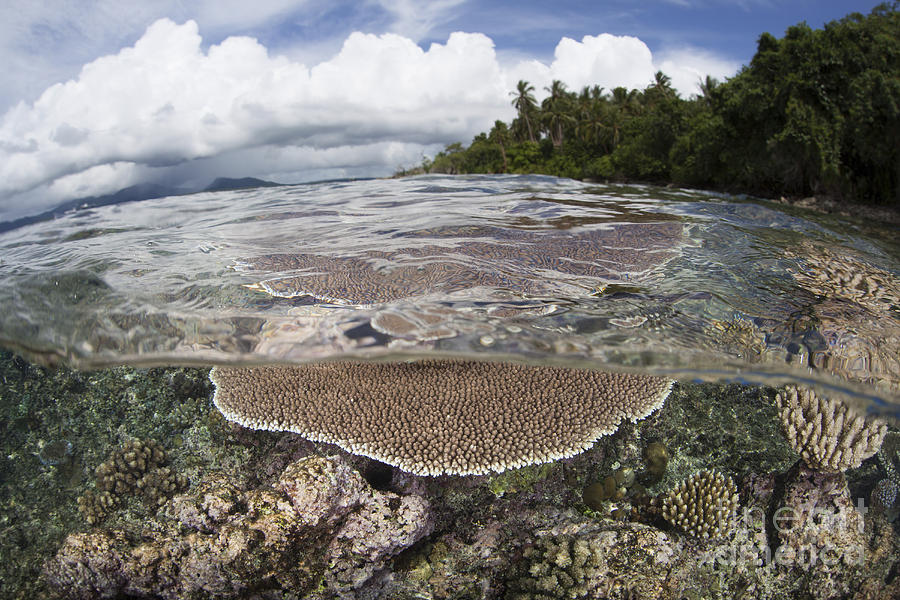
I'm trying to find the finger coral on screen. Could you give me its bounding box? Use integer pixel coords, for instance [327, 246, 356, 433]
[775, 385, 887, 472]
[661, 469, 739, 539]
[506, 534, 607, 600]
[77, 439, 187, 525]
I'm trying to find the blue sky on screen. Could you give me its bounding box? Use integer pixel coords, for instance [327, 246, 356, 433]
[0, 0, 880, 222]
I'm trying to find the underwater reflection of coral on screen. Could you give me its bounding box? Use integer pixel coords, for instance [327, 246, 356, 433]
[784, 242, 900, 395]
[705, 315, 767, 361]
[786, 243, 900, 313]
[808, 299, 900, 395]
[237, 223, 684, 305]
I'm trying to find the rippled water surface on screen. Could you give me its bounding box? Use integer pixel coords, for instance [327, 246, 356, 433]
[1, 175, 898, 413]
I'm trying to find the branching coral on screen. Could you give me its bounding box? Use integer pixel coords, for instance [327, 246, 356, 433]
[77, 439, 187, 524]
[775, 385, 887, 472]
[506, 534, 607, 600]
[661, 469, 739, 539]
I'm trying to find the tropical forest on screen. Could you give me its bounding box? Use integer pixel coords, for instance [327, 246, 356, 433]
[406, 3, 900, 207]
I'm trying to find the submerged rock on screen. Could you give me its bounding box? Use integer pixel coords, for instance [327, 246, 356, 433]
[44, 455, 433, 599]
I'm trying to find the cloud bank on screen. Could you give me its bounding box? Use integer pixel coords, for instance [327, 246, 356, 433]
[0, 19, 738, 221]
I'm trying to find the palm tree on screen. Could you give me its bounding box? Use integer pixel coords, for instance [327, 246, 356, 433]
[611, 86, 640, 113]
[646, 70, 676, 106]
[542, 80, 571, 148]
[653, 70, 673, 93]
[510, 80, 538, 142]
[575, 85, 606, 146]
[698, 75, 719, 105]
[607, 86, 639, 149]
[488, 120, 510, 172]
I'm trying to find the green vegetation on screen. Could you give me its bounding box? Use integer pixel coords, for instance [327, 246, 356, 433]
[404, 4, 899, 206]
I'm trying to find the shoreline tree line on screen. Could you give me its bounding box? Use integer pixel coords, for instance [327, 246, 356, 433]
[400, 3, 899, 207]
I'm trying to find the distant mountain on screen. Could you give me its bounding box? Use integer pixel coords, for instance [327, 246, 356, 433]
[0, 183, 190, 234]
[0, 176, 281, 234]
[204, 177, 280, 192]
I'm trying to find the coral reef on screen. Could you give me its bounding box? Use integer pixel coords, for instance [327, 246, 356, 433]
[44, 455, 433, 599]
[767, 463, 898, 599]
[3, 350, 898, 600]
[210, 360, 672, 475]
[775, 385, 887, 472]
[635, 382, 797, 488]
[878, 430, 900, 485]
[0, 354, 217, 600]
[76, 438, 187, 524]
[500, 510, 725, 600]
[505, 534, 606, 599]
[660, 469, 739, 539]
[774, 465, 865, 567]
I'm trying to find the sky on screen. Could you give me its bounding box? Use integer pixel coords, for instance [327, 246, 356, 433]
[0, 0, 879, 222]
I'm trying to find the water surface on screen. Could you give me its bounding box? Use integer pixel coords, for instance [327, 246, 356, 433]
[0, 174, 897, 414]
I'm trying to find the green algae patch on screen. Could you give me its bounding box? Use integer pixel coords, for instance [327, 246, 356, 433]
[636, 382, 796, 492]
[487, 462, 554, 497]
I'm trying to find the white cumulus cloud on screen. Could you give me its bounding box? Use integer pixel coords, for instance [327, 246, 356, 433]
[0, 18, 738, 221]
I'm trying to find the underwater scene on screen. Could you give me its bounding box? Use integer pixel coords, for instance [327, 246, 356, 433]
[0, 174, 898, 599]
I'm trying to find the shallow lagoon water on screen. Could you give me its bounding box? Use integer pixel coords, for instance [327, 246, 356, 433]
[0, 174, 897, 415]
[1, 175, 899, 599]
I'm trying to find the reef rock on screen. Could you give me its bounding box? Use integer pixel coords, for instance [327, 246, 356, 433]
[774, 465, 866, 568]
[769, 463, 874, 599]
[44, 455, 433, 599]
